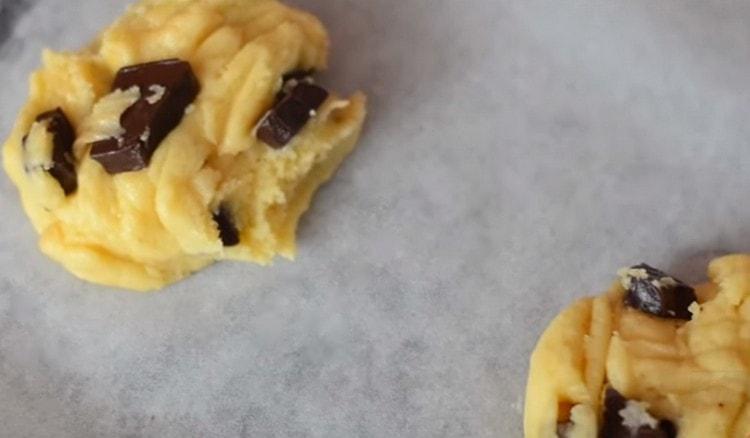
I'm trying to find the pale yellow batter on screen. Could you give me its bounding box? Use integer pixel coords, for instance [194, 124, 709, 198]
[3, 0, 367, 291]
[525, 255, 750, 437]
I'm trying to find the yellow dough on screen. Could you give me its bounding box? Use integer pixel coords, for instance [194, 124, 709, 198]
[525, 255, 750, 438]
[2, 0, 367, 291]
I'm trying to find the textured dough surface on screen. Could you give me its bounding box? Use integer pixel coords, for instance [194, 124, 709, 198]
[525, 255, 750, 438]
[2, 0, 367, 291]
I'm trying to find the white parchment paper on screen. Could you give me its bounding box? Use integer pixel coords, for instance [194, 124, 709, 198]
[1, 1, 750, 436]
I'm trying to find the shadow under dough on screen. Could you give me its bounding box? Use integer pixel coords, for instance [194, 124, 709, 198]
[0, 0, 36, 51]
[285, 0, 460, 238]
[664, 225, 750, 284]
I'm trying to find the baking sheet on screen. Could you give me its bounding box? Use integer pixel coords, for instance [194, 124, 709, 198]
[1, 1, 750, 436]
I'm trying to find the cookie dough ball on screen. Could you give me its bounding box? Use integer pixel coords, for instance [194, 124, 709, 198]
[525, 255, 750, 437]
[2, 0, 367, 291]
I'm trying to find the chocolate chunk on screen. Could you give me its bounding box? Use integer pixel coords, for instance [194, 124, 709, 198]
[619, 264, 696, 320]
[282, 69, 315, 83]
[277, 69, 315, 100]
[90, 59, 200, 174]
[601, 388, 676, 438]
[29, 109, 77, 195]
[257, 82, 328, 148]
[213, 205, 240, 247]
[87, 137, 149, 175]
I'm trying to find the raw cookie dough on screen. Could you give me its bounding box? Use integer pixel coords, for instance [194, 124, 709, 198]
[525, 255, 750, 438]
[2, 0, 367, 291]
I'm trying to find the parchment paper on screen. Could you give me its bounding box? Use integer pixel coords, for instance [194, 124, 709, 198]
[1, 1, 750, 436]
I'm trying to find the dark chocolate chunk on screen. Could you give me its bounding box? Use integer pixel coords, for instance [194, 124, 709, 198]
[87, 137, 149, 175]
[619, 264, 696, 320]
[282, 69, 315, 83]
[277, 69, 315, 100]
[31, 108, 77, 195]
[213, 205, 240, 247]
[601, 388, 676, 438]
[90, 59, 200, 174]
[257, 82, 328, 148]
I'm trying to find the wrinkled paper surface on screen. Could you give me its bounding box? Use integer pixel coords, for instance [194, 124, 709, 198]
[1, 1, 749, 436]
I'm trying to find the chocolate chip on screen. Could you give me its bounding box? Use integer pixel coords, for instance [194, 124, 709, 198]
[257, 82, 328, 148]
[277, 70, 315, 100]
[213, 205, 239, 247]
[28, 108, 77, 195]
[601, 388, 676, 438]
[87, 137, 149, 175]
[282, 69, 315, 84]
[619, 264, 696, 320]
[656, 421, 677, 438]
[90, 59, 200, 174]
